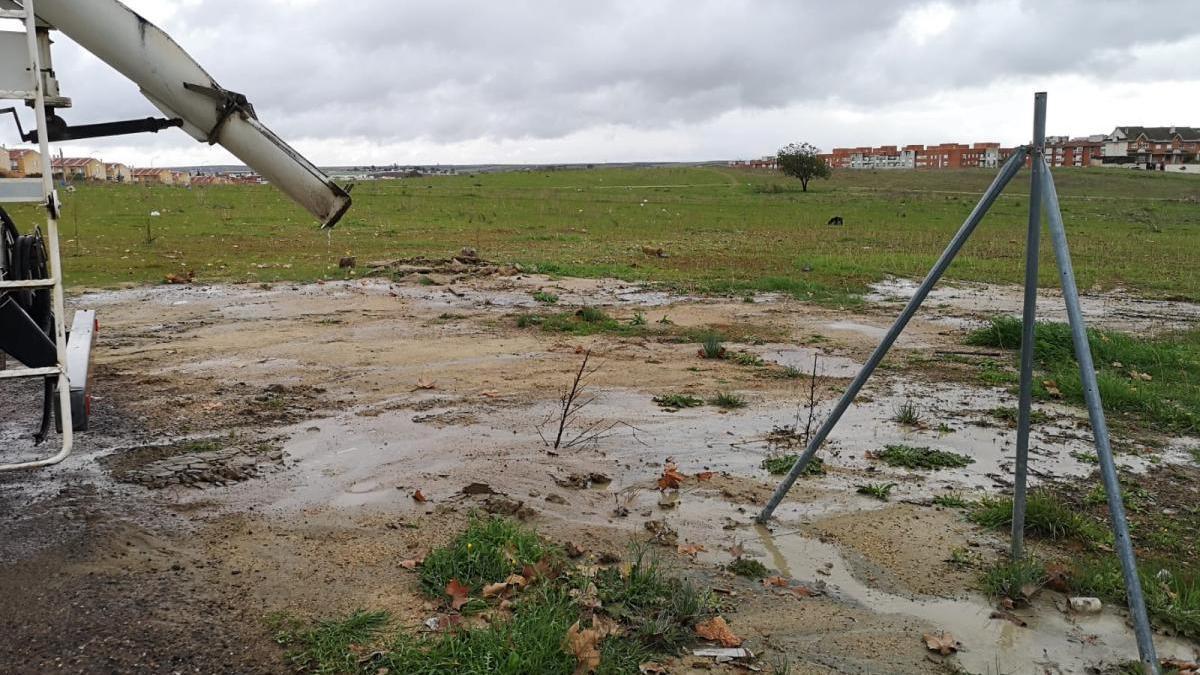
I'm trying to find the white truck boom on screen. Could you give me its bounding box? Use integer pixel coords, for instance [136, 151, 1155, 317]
[1, 0, 350, 470]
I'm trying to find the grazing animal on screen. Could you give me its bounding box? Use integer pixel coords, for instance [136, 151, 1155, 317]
[826, 216, 844, 226]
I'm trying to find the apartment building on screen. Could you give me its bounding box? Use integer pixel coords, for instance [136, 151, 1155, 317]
[1103, 126, 1200, 166]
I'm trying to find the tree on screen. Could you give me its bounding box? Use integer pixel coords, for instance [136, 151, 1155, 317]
[776, 142, 831, 192]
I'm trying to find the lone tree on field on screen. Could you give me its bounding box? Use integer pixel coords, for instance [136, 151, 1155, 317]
[777, 142, 831, 192]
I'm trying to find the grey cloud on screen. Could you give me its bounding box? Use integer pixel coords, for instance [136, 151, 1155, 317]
[26, 0, 1200, 156]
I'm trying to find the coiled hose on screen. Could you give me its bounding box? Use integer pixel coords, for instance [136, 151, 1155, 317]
[2, 206, 56, 443]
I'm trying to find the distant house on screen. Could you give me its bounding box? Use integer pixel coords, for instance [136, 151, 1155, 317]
[190, 175, 230, 186]
[52, 157, 106, 181]
[170, 171, 191, 187]
[131, 168, 174, 185]
[104, 162, 132, 183]
[1104, 126, 1200, 166]
[7, 148, 43, 176]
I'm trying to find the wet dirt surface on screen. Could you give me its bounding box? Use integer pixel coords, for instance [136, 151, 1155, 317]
[2, 272, 1198, 673]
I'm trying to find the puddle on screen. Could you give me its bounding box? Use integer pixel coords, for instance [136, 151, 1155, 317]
[751, 522, 1198, 674]
[751, 344, 863, 378]
[868, 277, 1200, 334]
[824, 320, 931, 348]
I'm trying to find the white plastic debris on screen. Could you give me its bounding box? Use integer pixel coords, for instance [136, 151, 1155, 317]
[1069, 597, 1102, 614]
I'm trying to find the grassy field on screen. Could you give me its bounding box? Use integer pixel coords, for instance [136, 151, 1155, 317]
[8, 165, 1199, 301]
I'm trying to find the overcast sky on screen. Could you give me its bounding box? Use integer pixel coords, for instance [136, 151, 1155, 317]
[4, 0, 1199, 167]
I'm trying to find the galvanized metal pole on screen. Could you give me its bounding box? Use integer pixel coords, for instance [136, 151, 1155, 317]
[1041, 163, 1159, 673]
[757, 146, 1029, 523]
[1011, 92, 1046, 559]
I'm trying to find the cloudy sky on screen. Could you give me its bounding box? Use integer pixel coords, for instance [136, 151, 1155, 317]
[5, 0, 1199, 167]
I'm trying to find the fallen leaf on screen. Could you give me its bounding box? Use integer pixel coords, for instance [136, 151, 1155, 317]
[1044, 563, 1071, 593]
[504, 574, 528, 589]
[657, 463, 687, 490]
[522, 558, 559, 583]
[677, 543, 706, 557]
[480, 389, 500, 398]
[695, 471, 715, 481]
[1042, 380, 1062, 398]
[762, 576, 789, 588]
[922, 632, 961, 656]
[639, 662, 670, 674]
[445, 578, 471, 610]
[787, 585, 818, 598]
[412, 489, 428, 503]
[565, 542, 585, 558]
[565, 616, 621, 674]
[482, 582, 508, 599]
[415, 378, 436, 390]
[727, 542, 745, 559]
[399, 558, 423, 570]
[694, 616, 742, 647]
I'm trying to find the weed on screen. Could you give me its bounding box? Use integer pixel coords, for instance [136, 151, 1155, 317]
[989, 406, 1051, 425]
[856, 482, 898, 501]
[576, 306, 609, 323]
[532, 290, 559, 304]
[653, 393, 704, 410]
[657, 315, 673, 325]
[592, 544, 710, 652]
[970, 492, 1108, 544]
[727, 557, 770, 579]
[761, 454, 824, 476]
[933, 493, 970, 509]
[711, 391, 747, 409]
[981, 557, 1047, 602]
[1070, 450, 1099, 464]
[946, 547, 975, 567]
[936, 422, 954, 434]
[731, 351, 764, 367]
[418, 275, 437, 286]
[892, 400, 922, 426]
[775, 366, 803, 379]
[699, 333, 726, 360]
[630, 312, 647, 326]
[876, 444, 974, 470]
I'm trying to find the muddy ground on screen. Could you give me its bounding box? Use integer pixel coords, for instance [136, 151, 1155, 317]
[2, 268, 1198, 674]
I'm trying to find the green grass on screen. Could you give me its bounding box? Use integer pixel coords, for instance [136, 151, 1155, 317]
[275, 518, 712, 674]
[932, 493, 970, 509]
[856, 482, 898, 501]
[698, 333, 725, 359]
[26, 167, 1200, 303]
[876, 444, 974, 470]
[532, 291, 559, 304]
[516, 309, 644, 337]
[760, 454, 824, 476]
[652, 393, 704, 410]
[727, 557, 770, 579]
[418, 515, 558, 599]
[981, 557, 1048, 602]
[730, 352, 764, 367]
[967, 317, 1200, 434]
[988, 406, 1051, 425]
[711, 391, 747, 409]
[1071, 557, 1200, 640]
[970, 492, 1108, 544]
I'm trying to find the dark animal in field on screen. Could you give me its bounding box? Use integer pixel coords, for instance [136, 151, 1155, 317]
[827, 216, 844, 226]
[338, 256, 356, 269]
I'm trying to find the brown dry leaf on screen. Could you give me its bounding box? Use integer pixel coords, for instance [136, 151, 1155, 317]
[787, 585, 817, 598]
[416, 378, 437, 390]
[399, 558, 423, 570]
[727, 542, 746, 559]
[504, 574, 528, 590]
[480, 389, 500, 398]
[639, 663, 670, 674]
[676, 544, 706, 557]
[482, 582, 509, 599]
[412, 489, 428, 503]
[565, 617, 622, 674]
[657, 463, 687, 490]
[694, 616, 742, 647]
[522, 558, 559, 583]
[1044, 563, 1071, 592]
[695, 471, 715, 482]
[762, 576, 789, 588]
[164, 271, 195, 285]
[445, 578, 471, 610]
[1042, 380, 1062, 398]
[923, 632, 961, 656]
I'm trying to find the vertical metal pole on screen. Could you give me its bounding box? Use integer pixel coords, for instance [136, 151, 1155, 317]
[1041, 164, 1159, 673]
[757, 146, 1029, 523]
[1011, 93, 1046, 558]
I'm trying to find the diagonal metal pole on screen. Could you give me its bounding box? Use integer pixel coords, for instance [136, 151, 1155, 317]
[757, 146, 1029, 523]
[1041, 162, 1159, 673]
[1011, 92, 1046, 558]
